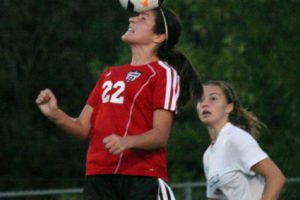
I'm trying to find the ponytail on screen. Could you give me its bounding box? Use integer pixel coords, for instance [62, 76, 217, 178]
[230, 105, 265, 139]
[159, 49, 202, 107]
[154, 7, 202, 107]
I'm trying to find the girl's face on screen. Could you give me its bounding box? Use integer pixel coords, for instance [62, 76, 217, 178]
[196, 85, 233, 128]
[122, 10, 160, 45]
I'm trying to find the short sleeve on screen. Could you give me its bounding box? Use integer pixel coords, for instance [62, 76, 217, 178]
[153, 62, 180, 112]
[231, 132, 268, 174]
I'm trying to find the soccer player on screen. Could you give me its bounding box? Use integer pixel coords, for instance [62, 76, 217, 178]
[36, 7, 201, 200]
[197, 81, 285, 200]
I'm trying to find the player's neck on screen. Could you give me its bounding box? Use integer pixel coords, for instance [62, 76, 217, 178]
[130, 47, 159, 66]
[208, 128, 219, 144]
[207, 121, 228, 144]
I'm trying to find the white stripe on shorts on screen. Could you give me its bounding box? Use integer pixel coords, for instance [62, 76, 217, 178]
[157, 178, 176, 200]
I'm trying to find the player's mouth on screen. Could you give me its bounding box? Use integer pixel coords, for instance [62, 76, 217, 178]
[127, 26, 134, 33]
[201, 110, 211, 117]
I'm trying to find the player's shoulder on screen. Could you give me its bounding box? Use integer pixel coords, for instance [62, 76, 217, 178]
[223, 123, 256, 147]
[221, 123, 250, 141]
[223, 123, 247, 135]
[107, 63, 129, 70]
[149, 60, 176, 71]
[148, 61, 178, 79]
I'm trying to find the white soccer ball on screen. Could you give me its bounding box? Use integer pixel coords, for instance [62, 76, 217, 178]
[119, 0, 164, 13]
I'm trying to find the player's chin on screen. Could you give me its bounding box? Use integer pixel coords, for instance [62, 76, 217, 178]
[121, 36, 136, 46]
[200, 117, 211, 124]
[121, 32, 133, 41]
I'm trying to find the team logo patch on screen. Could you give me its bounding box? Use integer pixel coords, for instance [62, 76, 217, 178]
[125, 70, 142, 82]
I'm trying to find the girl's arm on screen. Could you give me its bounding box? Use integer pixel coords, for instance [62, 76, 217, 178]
[36, 88, 93, 140]
[252, 158, 285, 200]
[103, 109, 173, 155]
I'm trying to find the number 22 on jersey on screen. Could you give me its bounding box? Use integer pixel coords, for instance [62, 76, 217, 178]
[102, 80, 125, 104]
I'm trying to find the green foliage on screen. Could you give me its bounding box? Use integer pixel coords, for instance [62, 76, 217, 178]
[0, 0, 299, 193]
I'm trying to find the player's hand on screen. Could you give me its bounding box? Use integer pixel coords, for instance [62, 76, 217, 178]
[103, 134, 129, 155]
[35, 88, 59, 118]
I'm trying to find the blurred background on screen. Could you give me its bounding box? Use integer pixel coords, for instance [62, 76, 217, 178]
[0, 0, 299, 199]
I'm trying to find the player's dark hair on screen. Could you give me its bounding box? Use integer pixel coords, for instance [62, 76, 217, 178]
[203, 81, 265, 139]
[153, 7, 202, 107]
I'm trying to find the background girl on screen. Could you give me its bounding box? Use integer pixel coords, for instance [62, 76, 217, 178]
[197, 80, 285, 200]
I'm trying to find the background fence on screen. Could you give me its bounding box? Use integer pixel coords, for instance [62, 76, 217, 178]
[0, 177, 299, 200]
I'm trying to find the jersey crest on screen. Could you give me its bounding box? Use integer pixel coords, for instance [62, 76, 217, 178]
[125, 70, 142, 82]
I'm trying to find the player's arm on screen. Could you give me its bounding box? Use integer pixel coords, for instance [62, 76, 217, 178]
[48, 104, 93, 140]
[103, 109, 173, 155]
[36, 88, 92, 140]
[251, 158, 285, 200]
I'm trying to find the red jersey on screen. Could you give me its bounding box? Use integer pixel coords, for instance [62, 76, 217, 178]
[86, 60, 180, 181]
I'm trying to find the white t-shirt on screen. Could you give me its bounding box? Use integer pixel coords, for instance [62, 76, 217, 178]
[203, 123, 268, 200]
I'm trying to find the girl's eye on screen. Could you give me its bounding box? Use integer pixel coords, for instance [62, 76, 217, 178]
[138, 14, 147, 20]
[210, 97, 217, 101]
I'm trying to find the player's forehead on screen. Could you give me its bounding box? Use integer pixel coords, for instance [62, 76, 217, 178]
[139, 9, 157, 18]
[203, 85, 223, 94]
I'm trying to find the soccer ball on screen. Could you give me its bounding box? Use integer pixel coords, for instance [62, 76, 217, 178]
[119, 0, 164, 13]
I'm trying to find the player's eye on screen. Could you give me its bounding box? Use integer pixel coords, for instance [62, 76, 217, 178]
[210, 96, 217, 101]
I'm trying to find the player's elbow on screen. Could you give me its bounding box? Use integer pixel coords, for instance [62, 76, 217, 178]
[158, 139, 168, 148]
[154, 129, 170, 148]
[273, 165, 286, 187]
[266, 167, 286, 190]
[278, 171, 286, 187]
[75, 119, 91, 140]
[155, 135, 169, 148]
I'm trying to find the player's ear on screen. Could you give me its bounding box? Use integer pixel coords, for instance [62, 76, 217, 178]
[226, 103, 234, 114]
[153, 33, 166, 44]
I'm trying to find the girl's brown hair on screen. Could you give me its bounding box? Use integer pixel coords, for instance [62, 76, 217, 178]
[153, 7, 202, 107]
[204, 80, 265, 139]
